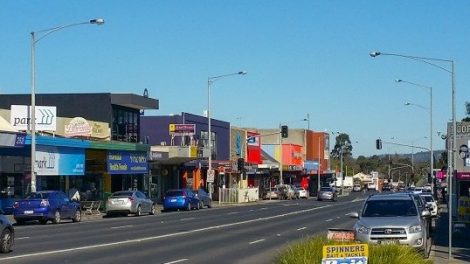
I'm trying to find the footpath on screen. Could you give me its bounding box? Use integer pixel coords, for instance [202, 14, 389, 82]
[430, 203, 470, 264]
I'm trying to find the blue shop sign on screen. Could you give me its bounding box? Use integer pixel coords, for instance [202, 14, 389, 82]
[107, 151, 148, 174]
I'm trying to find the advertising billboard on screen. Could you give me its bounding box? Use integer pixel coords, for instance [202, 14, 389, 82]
[10, 105, 57, 131]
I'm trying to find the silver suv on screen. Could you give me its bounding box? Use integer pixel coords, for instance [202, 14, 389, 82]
[350, 193, 431, 257]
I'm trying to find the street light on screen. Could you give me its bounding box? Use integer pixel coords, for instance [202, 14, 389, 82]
[30, 18, 105, 193]
[371, 51, 455, 259]
[396, 79, 433, 190]
[207, 71, 247, 193]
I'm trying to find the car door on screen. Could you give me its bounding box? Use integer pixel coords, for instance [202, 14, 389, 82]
[57, 193, 73, 218]
[137, 191, 150, 213]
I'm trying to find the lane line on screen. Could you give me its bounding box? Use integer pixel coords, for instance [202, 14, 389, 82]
[249, 239, 265, 245]
[163, 259, 189, 264]
[180, 217, 195, 221]
[227, 212, 238, 215]
[260, 207, 268, 210]
[325, 218, 333, 222]
[0, 204, 334, 260]
[297, 227, 307, 231]
[110, 225, 133, 229]
[16, 237, 30, 240]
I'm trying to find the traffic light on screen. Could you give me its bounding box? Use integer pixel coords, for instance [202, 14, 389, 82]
[376, 139, 382, 150]
[281, 125, 288, 138]
[237, 158, 245, 171]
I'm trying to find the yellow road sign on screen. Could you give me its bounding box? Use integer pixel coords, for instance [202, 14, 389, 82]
[323, 244, 368, 259]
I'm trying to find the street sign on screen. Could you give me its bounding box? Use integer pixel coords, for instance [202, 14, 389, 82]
[321, 257, 368, 264]
[207, 169, 215, 183]
[323, 244, 368, 259]
[169, 123, 196, 136]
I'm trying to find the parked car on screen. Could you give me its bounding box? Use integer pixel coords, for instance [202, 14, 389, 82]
[194, 188, 212, 208]
[317, 187, 337, 201]
[420, 193, 438, 217]
[0, 211, 14, 253]
[275, 184, 295, 200]
[350, 193, 431, 257]
[293, 186, 309, 199]
[106, 190, 156, 217]
[163, 189, 200, 211]
[352, 184, 362, 192]
[13, 191, 81, 225]
[263, 187, 280, 199]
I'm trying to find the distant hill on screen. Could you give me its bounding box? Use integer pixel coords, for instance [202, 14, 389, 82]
[378, 150, 444, 163]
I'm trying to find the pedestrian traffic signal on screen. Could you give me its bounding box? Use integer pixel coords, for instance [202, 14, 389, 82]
[281, 125, 288, 138]
[376, 139, 382, 150]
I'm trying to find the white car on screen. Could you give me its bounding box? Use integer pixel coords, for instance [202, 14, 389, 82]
[294, 186, 309, 199]
[420, 194, 438, 217]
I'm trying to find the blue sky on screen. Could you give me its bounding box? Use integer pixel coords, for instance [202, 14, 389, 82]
[1, 1, 469, 157]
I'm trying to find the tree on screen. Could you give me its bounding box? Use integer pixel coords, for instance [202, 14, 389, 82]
[463, 101, 470, 122]
[330, 133, 352, 159]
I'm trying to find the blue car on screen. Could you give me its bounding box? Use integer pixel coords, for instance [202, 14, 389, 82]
[13, 191, 81, 225]
[162, 189, 200, 212]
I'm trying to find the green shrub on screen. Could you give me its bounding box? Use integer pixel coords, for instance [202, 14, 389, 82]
[276, 235, 433, 264]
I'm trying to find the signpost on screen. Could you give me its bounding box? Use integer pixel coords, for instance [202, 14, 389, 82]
[322, 244, 368, 264]
[207, 169, 215, 183]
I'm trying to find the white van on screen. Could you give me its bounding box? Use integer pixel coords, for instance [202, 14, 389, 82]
[367, 182, 376, 190]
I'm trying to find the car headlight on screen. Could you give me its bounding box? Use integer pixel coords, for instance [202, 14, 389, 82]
[356, 225, 369, 234]
[409, 225, 422, 233]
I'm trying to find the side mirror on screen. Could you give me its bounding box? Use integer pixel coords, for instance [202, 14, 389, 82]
[421, 210, 431, 217]
[349, 212, 359, 219]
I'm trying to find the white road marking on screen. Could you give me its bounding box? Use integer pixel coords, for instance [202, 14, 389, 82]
[16, 237, 30, 240]
[110, 225, 133, 229]
[0, 204, 331, 261]
[297, 227, 307, 231]
[180, 217, 195, 221]
[336, 217, 341, 219]
[163, 259, 189, 264]
[227, 212, 238, 215]
[249, 239, 265, 245]
[249, 209, 254, 212]
[325, 218, 333, 222]
[260, 207, 268, 210]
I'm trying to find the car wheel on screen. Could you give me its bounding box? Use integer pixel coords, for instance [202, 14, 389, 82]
[39, 219, 48, 225]
[0, 228, 13, 253]
[72, 210, 81, 222]
[15, 219, 25, 225]
[149, 204, 156, 215]
[52, 210, 61, 224]
[135, 205, 142, 217]
[197, 202, 202, 210]
[207, 200, 212, 208]
[186, 202, 191, 211]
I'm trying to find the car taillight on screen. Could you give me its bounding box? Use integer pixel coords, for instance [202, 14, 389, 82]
[40, 199, 50, 207]
[13, 202, 19, 208]
[128, 196, 135, 202]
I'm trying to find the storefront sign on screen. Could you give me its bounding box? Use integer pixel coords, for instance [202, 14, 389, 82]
[65, 117, 92, 137]
[107, 151, 148, 174]
[457, 172, 470, 181]
[169, 124, 196, 136]
[0, 133, 25, 147]
[327, 228, 356, 242]
[10, 105, 57, 131]
[36, 146, 84, 176]
[322, 257, 368, 264]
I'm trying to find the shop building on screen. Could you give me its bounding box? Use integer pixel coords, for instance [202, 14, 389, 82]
[0, 93, 158, 199]
[140, 112, 230, 201]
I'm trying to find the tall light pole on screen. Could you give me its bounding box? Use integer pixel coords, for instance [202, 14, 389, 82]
[370, 51, 455, 259]
[30, 18, 104, 193]
[396, 79, 433, 190]
[207, 71, 246, 193]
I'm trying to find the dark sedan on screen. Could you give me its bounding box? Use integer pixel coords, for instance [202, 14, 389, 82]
[194, 189, 212, 208]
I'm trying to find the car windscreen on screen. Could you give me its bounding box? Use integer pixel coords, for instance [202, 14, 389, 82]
[422, 196, 434, 203]
[362, 199, 417, 217]
[165, 190, 184, 197]
[111, 191, 134, 197]
[26, 192, 50, 199]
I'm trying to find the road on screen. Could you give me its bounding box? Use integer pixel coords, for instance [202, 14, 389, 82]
[0, 192, 368, 264]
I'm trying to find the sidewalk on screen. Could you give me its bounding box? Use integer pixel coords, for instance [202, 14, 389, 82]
[430, 204, 470, 263]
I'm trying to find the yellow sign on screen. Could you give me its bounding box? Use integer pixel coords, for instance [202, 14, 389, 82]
[169, 124, 176, 132]
[323, 244, 368, 259]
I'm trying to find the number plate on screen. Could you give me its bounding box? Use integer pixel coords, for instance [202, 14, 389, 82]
[24, 210, 34, 214]
[170, 199, 177, 202]
[112, 200, 123, 205]
[379, 240, 398, 245]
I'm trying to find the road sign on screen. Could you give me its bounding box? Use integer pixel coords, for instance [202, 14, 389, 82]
[323, 244, 368, 259]
[207, 169, 215, 183]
